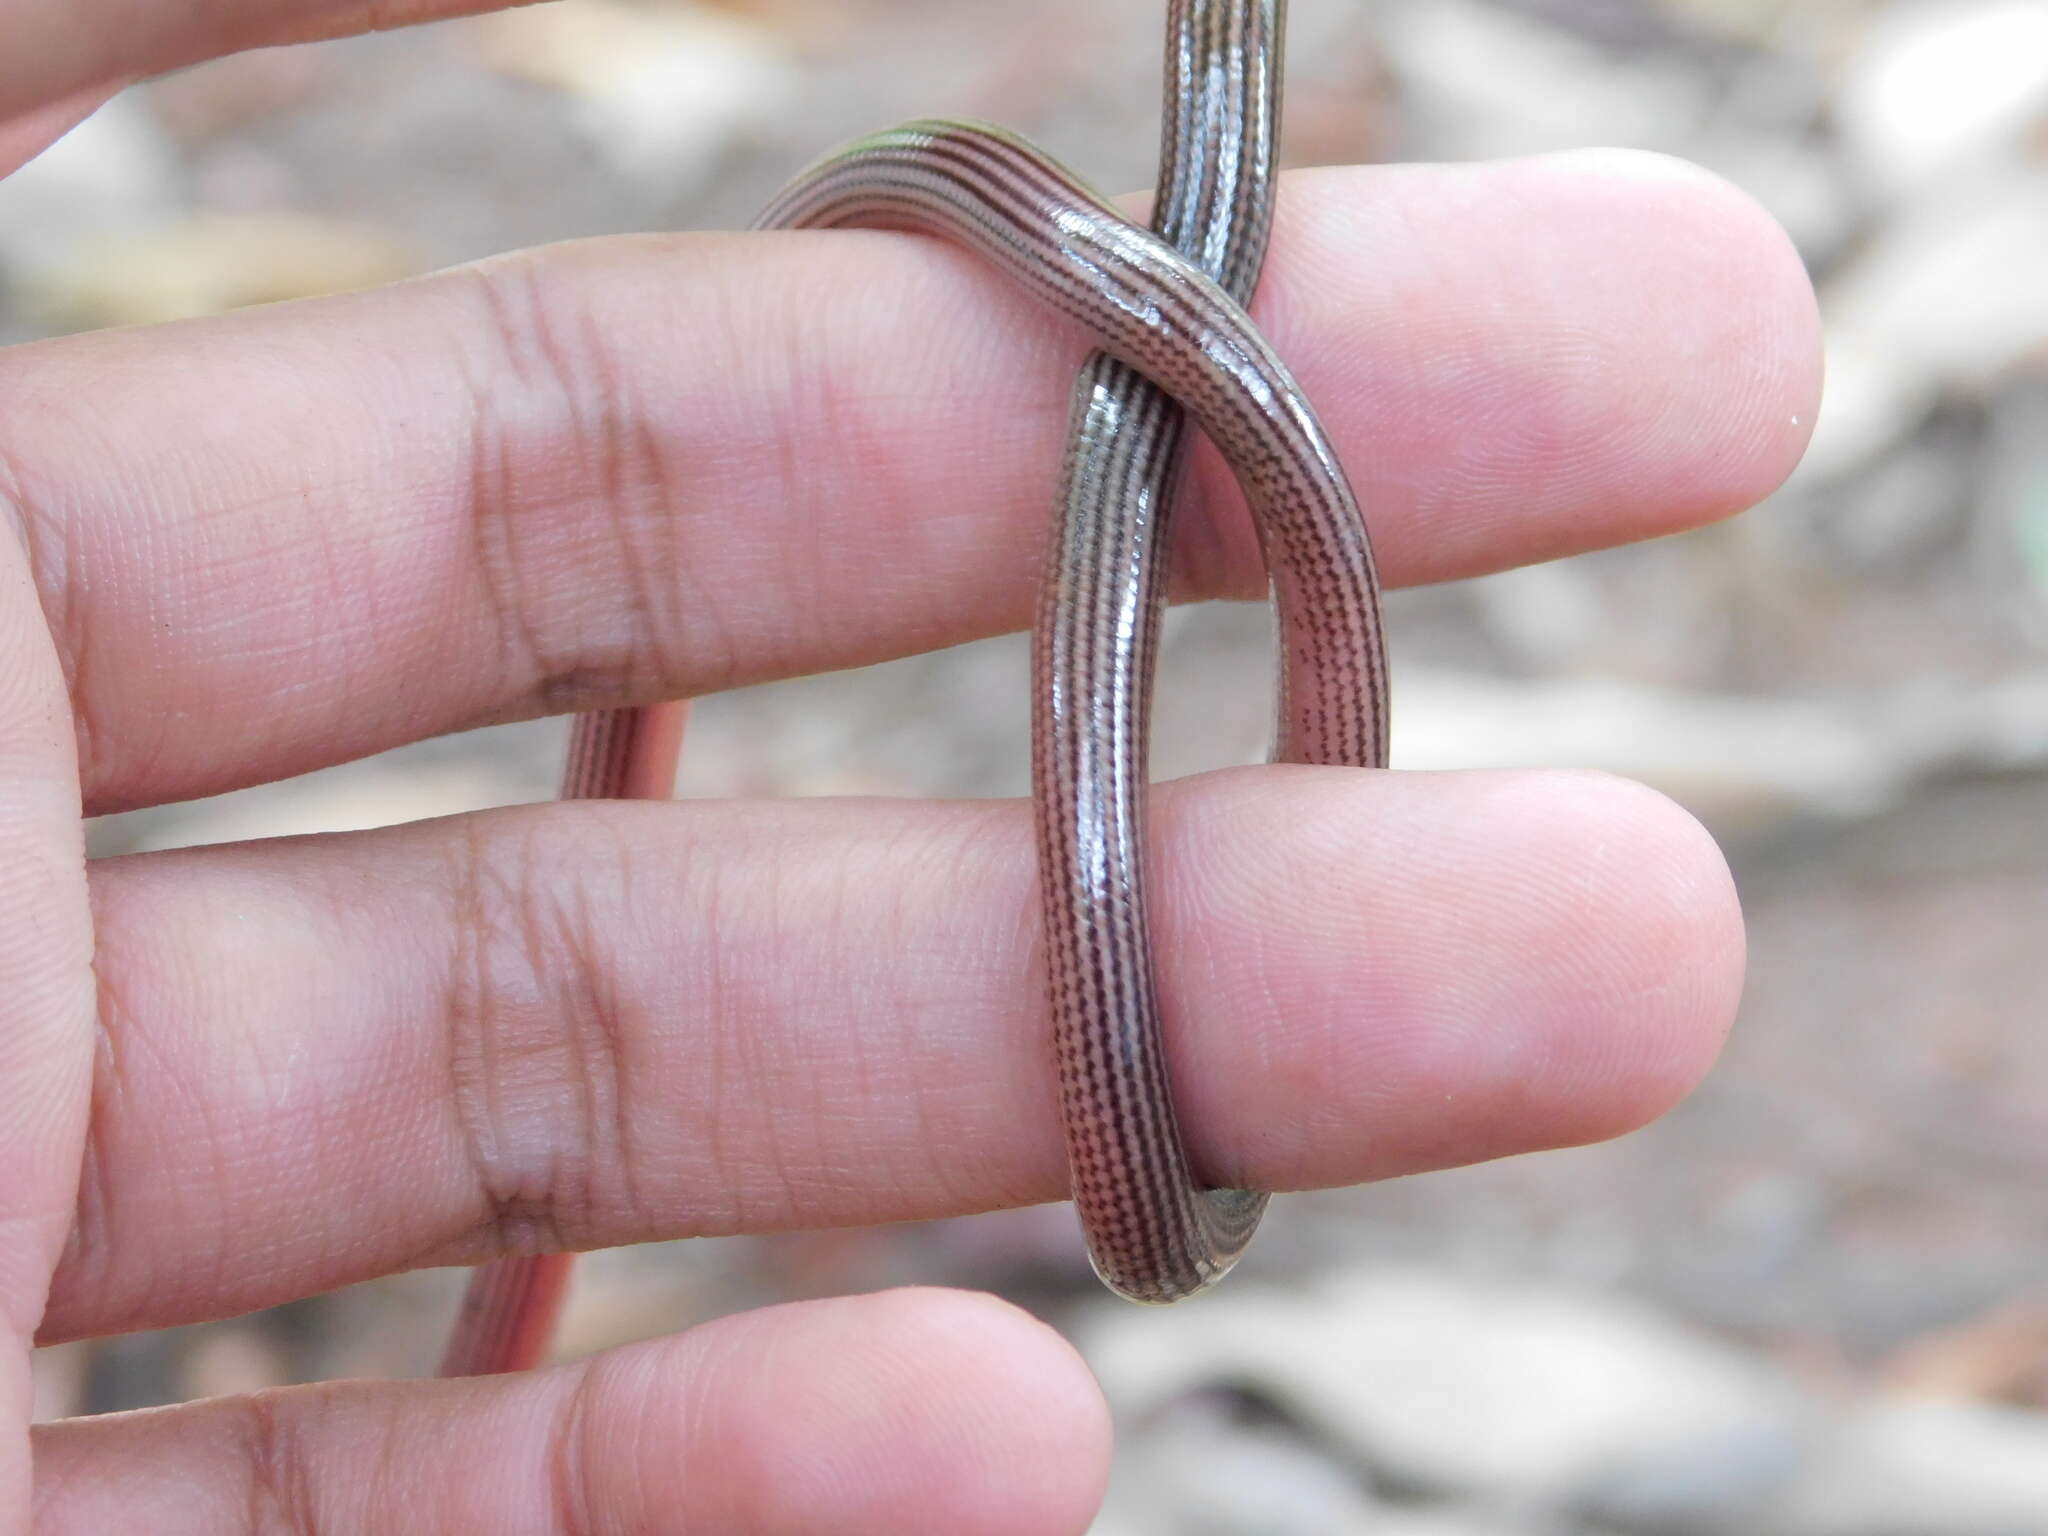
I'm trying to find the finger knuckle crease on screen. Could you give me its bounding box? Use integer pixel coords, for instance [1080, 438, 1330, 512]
[444, 812, 641, 1254]
[455, 260, 710, 716]
[0, 442, 110, 785]
[549, 1355, 606, 1532]
[237, 1390, 318, 1535]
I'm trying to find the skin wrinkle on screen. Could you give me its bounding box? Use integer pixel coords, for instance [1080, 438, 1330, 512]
[0, 1210, 50, 1370]
[0, 441, 28, 556]
[686, 820, 744, 1242]
[506, 261, 652, 706]
[443, 808, 526, 1255]
[758, 845, 823, 1236]
[1153, 793, 1280, 1189]
[760, 281, 830, 659]
[707, 1311, 817, 1532]
[461, 813, 635, 1260]
[513, 817, 603, 1253]
[549, 813, 646, 1246]
[364, 1389, 412, 1536]
[897, 829, 976, 1211]
[457, 340, 532, 723]
[77, 877, 264, 1334]
[292, 471, 367, 784]
[56, 945, 134, 1337]
[0, 448, 103, 789]
[638, 257, 753, 704]
[458, 257, 708, 724]
[830, 865, 886, 1192]
[616, 237, 765, 704]
[548, 1356, 602, 1536]
[619, 406, 685, 708]
[455, 264, 574, 716]
[603, 834, 672, 1248]
[922, 821, 1046, 1210]
[670, 1336, 717, 1528]
[368, 844, 475, 1269]
[238, 1388, 314, 1536]
[811, 827, 882, 1204]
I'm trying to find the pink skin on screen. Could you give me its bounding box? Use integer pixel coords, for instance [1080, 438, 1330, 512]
[0, 2, 1819, 1531]
[0, 86, 117, 177]
[36, 1290, 1110, 1536]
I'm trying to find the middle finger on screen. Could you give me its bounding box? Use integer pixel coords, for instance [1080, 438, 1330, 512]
[43, 764, 1738, 1341]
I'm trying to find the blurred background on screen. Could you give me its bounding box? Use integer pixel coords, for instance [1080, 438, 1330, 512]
[10, 0, 2048, 1530]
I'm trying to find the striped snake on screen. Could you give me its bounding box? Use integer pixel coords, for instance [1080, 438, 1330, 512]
[441, 0, 1387, 1375]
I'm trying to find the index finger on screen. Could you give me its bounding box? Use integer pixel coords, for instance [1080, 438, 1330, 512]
[2, 153, 1820, 815]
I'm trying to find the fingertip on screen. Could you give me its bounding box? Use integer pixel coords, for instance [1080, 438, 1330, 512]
[31, 1287, 1112, 1536]
[1545, 147, 1823, 522]
[670, 1288, 1110, 1536]
[1159, 765, 1744, 1185]
[1375, 765, 1744, 1155]
[1491, 768, 1745, 1140]
[1251, 149, 1822, 586]
[1497, 146, 1821, 543]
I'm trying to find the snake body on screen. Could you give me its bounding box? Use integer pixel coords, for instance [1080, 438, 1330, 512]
[442, 0, 1386, 1373]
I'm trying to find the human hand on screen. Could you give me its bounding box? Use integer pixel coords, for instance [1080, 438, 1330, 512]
[3, 4, 1818, 1531]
